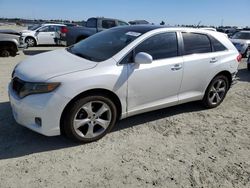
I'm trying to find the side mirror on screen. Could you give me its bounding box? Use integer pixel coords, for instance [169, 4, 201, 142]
[134, 52, 153, 64]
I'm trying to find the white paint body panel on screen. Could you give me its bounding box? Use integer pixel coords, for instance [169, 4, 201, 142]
[9, 27, 239, 136]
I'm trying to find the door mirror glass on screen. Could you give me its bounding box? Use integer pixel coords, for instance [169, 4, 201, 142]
[134, 52, 153, 64]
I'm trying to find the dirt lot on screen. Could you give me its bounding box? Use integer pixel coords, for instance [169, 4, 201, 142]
[0, 45, 250, 187]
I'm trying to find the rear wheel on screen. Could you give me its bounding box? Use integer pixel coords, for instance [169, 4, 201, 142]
[62, 95, 117, 142]
[202, 75, 229, 108]
[247, 63, 250, 71]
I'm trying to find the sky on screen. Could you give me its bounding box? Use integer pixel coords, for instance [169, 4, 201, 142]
[0, 0, 249, 27]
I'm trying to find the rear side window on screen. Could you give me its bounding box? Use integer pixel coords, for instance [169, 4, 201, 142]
[182, 33, 212, 55]
[102, 20, 116, 29]
[135, 32, 178, 60]
[210, 36, 227, 52]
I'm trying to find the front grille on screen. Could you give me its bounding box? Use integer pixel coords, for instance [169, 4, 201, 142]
[12, 77, 25, 97]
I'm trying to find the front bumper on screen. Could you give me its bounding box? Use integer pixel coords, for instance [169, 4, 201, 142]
[8, 83, 69, 136]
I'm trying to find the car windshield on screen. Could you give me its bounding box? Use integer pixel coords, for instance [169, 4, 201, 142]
[67, 27, 145, 62]
[29, 24, 42, 31]
[232, 32, 250, 40]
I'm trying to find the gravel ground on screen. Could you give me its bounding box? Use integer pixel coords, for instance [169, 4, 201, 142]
[0, 41, 250, 187]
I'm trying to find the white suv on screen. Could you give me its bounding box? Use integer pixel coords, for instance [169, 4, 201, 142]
[9, 26, 240, 142]
[21, 23, 66, 46]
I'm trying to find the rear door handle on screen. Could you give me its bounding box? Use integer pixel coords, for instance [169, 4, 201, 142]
[210, 58, 218, 63]
[171, 64, 182, 71]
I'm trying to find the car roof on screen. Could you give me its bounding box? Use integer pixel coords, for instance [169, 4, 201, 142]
[110, 25, 220, 35]
[238, 30, 250, 33]
[42, 23, 66, 26]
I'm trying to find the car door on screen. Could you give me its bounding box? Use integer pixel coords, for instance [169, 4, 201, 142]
[178, 32, 221, 102]
[37, 26, 56, 45]
[126, 32, 183, 116]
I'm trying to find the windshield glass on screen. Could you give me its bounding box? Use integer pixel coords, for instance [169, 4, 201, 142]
[232, 32, 250, 40]
[29, 24, 42, 31]
[67, 27, 145, 62]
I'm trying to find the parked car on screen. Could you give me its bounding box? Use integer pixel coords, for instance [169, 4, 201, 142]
[21, 23, 67, 46]
[0, 29, 27, 57]
[9, 26, 240, 142]
[230, 31, 250, 58]
[129, 20, 150, 25]
[61, 17, 129, 46]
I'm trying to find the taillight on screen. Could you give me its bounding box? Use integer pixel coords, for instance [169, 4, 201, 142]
[236, 54, 242, 63]
[61, 27, 68, 33]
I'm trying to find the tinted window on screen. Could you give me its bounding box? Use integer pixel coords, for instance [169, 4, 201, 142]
[48, 26, 57, 32]
[86, 18, 97, 28]
[182, 33, 211, 55]
[232, 32, 250, 40]
[210, 36, 227, 52]
[118, 21, 129, 26]
[102, 20, 116, 29]
[38, 26, 49, 32]
[135, 32, 178, 60]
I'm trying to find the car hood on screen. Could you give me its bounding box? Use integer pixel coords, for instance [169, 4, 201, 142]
[21, 30, 36, 35]
[230, 39, 250, 45]
[14, 49, 97, 82]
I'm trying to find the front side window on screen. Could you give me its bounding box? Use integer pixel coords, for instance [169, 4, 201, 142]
[182, 33, 211, 55]
[38, 26, 49, 32]
[102, 20, 116, 29]
[135, 32, 178, 60]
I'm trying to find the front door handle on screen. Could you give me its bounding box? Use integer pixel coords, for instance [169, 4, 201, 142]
[210, 58, 218, 63]
[171, 64, 182, 71]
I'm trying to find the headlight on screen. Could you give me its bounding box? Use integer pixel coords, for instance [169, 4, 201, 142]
[17, 81, 60, 98]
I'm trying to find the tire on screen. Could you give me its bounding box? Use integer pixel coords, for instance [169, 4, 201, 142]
[202, 75, 229, 108]
[247, 63, 250, 71]
[62, 95, 117, 142]
[0, 49, 10, 57]
[25, 37, 36, 47]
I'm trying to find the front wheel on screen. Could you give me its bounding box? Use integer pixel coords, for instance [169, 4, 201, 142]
[0, 49, 10, 57]
[62, 95, 117, 142]
[202, 75, 229, 108]
[25, 37, 36, 47]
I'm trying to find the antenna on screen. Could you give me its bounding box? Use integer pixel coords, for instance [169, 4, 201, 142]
[197, 21, 202, 28]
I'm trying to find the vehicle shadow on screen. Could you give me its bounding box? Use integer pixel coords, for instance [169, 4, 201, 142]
[237, 66, 250, 82]
[23, 49, 51, 56]
[0, 101, 204, 160]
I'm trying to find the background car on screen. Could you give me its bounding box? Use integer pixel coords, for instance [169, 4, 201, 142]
[0, 29, 26, 57]
[21, 23, 67, 46]
[230, 31, 250, 58]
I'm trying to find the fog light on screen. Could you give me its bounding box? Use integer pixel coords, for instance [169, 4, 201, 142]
[35, 117, 42, 127]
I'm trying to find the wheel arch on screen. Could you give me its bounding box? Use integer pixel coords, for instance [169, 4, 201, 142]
[60, 88, 122, 134]
[25, 36, 37, 45]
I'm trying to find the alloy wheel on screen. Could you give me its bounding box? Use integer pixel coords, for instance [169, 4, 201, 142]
[26, 38, 35, 46]
[208, 79, 227, 105]
[73, 101, 112, 139]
